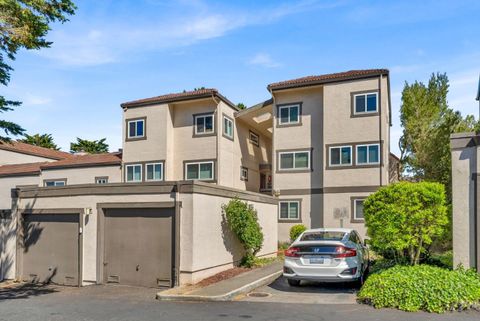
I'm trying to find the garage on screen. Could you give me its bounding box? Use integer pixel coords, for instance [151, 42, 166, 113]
[19, 212, 81, 286]
[102, 207, 174, 288]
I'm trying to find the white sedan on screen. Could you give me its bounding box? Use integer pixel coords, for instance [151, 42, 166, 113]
[283, 228, 369, 286]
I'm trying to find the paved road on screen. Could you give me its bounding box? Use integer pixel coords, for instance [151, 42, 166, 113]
[0, 283, 479, 321]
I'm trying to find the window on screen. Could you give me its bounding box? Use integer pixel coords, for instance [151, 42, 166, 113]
[125, 164, 142, 182]
[279, 201, 300, 220]
[278, 104, 300, 125]
[240, 166, 248, 181]
[249, 131, 259, 146]
[354, 92, 378, 114]
[127, 119, 145, 139]
[44, 180, 66, 187]
[353, 199, 365, 221]
[194, 113, 214, 135]
[146, 163, 163, 181]
[95, 177, 108, 184]
[329, 146, 352, 166]
[279, 150, 310, 170]
[356, 144, 380, 165]
[185, 161, 214, 180]
[223, 116, 233, 139]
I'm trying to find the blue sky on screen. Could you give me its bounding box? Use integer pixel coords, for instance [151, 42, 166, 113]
[3, 0, 480, 154]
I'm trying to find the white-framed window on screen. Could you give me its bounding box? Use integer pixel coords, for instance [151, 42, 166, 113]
[127, 119, 145, 138]
[249, 131, 259, 146]
[356, 144, 380, 165]
[125, 164, 142, 182]
[95, 177, 108, 184]
[354, 92, 378, 114]
[279, 150, 310, 170]
[329, 146, 352, 166]
[194, 114, 214, 135]
[44, 180, 66, 187]
[353, 199, 365, 221]
[185, 161, 214, 180]
[240, 166, 248, 181]
[278, 104, 300, 125]
[223, 116, 233, 139]
[279, 201, 300, 220]
[146, 162, 163, 181]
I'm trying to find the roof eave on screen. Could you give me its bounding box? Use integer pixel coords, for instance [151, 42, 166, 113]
[40, 161, 122, 171]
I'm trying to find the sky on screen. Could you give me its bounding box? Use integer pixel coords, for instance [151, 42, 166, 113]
[3, 0, 480, 154]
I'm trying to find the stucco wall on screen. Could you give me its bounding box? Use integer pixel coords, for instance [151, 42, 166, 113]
[41, 165, 122, 185]
[0, 149, 56, 165]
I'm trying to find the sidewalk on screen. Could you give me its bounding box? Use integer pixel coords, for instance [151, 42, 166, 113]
[157, 261, 283, 302]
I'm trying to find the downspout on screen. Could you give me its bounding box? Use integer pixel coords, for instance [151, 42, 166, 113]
[268, 88, 277, 197]
[378, 76, 383, 186]
[211, 94, 220, 185]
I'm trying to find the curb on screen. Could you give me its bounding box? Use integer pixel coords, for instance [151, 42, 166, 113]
[156, 270, 282, 302]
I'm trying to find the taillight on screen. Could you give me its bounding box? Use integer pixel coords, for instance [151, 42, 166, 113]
[285, 247, 300, 258]
[334, 246, 357, 258]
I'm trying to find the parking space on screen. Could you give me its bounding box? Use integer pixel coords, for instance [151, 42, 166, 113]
[241, 276, 358, 304]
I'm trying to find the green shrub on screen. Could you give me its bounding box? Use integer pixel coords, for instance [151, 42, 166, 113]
[222, 198, 264, 267]
[358, 265, 480, 313]
[369, 258, 408, 274]
[363, 182, 448, 265]
[426, 251, 453, 269]
[289, 224, 307, 242]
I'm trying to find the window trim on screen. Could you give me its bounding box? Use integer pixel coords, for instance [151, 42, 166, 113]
[328, 145, 352, 167]
[249, 131, 259, 147]
[222, 113, 234, 141]
[125, 163, 143, 183]
[278, 199, 302, 222]
[351, 90, 379, 117]
[276, 102, 303, 127]
[277, 149, 312, 172]
[43, 179, 67, 187]
[183, 160, 216, 181]
[95, 176, 109, 184]
[193, 112, 216, 137]
[356, 143, 380, 165]
[351, 197, 367, 223]
[240, 166, 248, 181]
[145, 162, 164, 181]
[326, 141, 382, 170]
[125, 117, 147, 141]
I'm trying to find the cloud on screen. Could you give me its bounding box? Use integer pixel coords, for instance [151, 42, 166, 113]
[247, 53, 281, 68]
[23, 93, 52, 106]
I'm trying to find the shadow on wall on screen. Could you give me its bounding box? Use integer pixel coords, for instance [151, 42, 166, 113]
[221, 213, 244, 264]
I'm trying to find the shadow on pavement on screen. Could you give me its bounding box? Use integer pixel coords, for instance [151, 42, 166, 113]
[0, 283, 58, 301]
[267, 277, 357, 294]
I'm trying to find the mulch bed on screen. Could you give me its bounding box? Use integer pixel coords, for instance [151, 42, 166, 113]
[196, 267, 254, 288]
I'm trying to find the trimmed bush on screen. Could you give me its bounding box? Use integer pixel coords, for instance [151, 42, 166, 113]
[358, 265, 480, 313]
[289, 224, 307, 242]
[222, 198, 264, 267]
[426, 250, 453, 269]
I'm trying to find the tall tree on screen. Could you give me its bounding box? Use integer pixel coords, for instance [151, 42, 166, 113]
[21, 133, 59, 150]
[399, 73, 477, 199]
[70, 138, 109, 154]
[0, 0, 76, 141]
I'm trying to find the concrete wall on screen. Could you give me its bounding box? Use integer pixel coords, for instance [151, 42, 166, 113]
[0, 149, 56, 165]
[41, 166, 122, 185]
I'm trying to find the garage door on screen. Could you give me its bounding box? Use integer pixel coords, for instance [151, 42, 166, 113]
[103, 208, 173, 288]
[21, 213, 79, 286]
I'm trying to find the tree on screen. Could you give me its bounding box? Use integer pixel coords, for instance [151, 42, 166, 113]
[0, 0, 76, 141]
[236, 103, 247, 110]
[363, 182, 448, 265]
[70, 138, 109, 154]
[21, 133, 59, 150]
[399, 73, 477, 199]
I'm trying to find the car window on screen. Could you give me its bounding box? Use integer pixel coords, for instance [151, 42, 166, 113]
[300, 231, 346, 241]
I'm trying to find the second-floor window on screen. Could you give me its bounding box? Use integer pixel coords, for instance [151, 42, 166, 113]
[356, 144, 380, 165]
[240, 166, 248, 181]
[127, 119, 145, 139]
[278, 104, 300, 125]
[95, 177, 108, 184]
[185, 161, 214, 180]
[194, 113, 214, 135]
[354, 92, 378, 114]
[146, 162, 163, 181]
[329, 146, 352, 166]
[44, 180, 66, 187]
[223, 116, 233, 139]
[249, 131, 259, 147]
[126, 164, 142, 182]
[279, 150, 310, 170]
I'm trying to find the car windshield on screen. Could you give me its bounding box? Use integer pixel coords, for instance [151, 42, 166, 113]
[300, 231, 346, 241]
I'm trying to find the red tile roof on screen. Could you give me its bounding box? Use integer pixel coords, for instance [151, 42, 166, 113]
[0, 162, 47, 177]
[40, 153, 122, 170]
[121, 88, 238, 110]
[0, 141, 73, 160]
[267, 69, 389, 91]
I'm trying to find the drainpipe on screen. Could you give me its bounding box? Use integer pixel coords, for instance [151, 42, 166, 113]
[268, 88, 277, 197]
[378, 76, 383, 186]
[212, 94, 220, 185]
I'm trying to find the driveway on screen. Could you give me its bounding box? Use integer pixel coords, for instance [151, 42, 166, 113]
[241, 276, 358, 304]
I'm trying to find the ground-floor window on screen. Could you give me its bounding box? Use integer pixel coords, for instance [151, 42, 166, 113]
[351, 198, 366, 222]
[279, 200, 300, 220]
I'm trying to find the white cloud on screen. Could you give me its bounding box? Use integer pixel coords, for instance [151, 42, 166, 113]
[247, 53, 281, 68]
[23, 93, 52, 106]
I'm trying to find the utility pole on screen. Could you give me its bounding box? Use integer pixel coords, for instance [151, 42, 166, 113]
[477, 74, 480, 119]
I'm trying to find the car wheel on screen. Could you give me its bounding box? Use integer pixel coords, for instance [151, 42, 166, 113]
[287, 279, 301, 286]
[355, 267, 365, 288]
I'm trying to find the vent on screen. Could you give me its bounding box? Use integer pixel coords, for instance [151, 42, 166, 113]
[64, 276, 76, 286]
[157, 278, 171, 288]
[107, 275, 119, 283]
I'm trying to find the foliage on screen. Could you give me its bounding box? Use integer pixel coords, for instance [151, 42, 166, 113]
[21, 133, 59, 150]
[357, 265, 480, 313]
[399, 72, 478, 200]
[236, 103, 247, 110]
[0, 0, 76, 141]
[363, 181, 448, 265]
[222, 198, 264, 267]
[368, 258, 408, 274]
[425, 250, 453, 269]
[289, 224, 307, 242]
[70, 137, 109, 154]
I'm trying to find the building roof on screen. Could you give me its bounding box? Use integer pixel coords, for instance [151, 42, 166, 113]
[267, 69, 389, 91]
[40, 153, 122, 170]
[0, 141, 73, 160]
[0, 162, 47, 177]
[121, 88, 238, 110]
